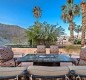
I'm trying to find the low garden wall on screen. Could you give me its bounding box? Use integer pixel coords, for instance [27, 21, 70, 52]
[12, 48, 80, 55]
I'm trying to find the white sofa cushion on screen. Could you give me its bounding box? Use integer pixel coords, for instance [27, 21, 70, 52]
[27, 66, 69, 77]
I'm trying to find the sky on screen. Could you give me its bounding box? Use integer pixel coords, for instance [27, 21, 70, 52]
[0, 0, 82, 35]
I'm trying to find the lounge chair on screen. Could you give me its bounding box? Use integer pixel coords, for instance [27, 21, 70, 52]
[50, 45, 59, 54]
[0, 67, 27, 80]
[0, 46, 21, 67]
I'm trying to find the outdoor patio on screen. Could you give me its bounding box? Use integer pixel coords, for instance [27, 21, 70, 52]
[0, 0, 86, 80]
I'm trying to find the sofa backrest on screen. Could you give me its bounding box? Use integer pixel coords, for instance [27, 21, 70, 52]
[27, 66, 69, 78]
[27, 66, 86, 79]
[0, 66, 86, 79]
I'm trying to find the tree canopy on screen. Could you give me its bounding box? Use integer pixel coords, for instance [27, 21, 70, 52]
[26, 21, 65, 47]
[61, 0, 81, 23]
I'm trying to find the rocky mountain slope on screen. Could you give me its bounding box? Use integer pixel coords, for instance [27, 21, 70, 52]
[0, 23, 27, 45]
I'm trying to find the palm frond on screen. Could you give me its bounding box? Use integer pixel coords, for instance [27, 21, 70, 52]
[33, 6, 42, 18]
[61, 0, 81, 23]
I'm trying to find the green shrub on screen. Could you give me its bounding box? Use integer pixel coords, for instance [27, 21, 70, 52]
[64, 45, 81, 51]
[74, 39, 81, 44]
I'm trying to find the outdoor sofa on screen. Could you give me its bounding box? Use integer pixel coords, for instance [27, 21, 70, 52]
[0, 66, 86, 80]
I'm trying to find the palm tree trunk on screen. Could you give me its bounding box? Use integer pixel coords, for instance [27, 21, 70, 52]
[81, 2, 86, 47]
[81, 31, 85, 47]
[69, 21, 74, 43]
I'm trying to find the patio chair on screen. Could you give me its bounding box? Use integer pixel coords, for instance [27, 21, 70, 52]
[27, 66, 70, 80]
[77, 47, 86, 65]
[0, 67, 27, 80]
[0, 46, 21, 67]
[35, 45, 46, 54]
[50, 45, 59, 54]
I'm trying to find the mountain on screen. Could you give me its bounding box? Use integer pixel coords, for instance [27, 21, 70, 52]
[0, 23, 27, 45]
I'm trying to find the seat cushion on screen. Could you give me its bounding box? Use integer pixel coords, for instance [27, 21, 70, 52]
[0, 47, 14, 62]
[0, 67, 27, 79]
[27, 66, 69, 77]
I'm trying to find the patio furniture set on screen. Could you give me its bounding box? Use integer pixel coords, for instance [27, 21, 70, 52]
[0, 45, 86, 80]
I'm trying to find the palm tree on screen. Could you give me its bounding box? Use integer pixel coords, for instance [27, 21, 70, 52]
[33, 6, 42, 20]
[61, 0, 81, 43]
